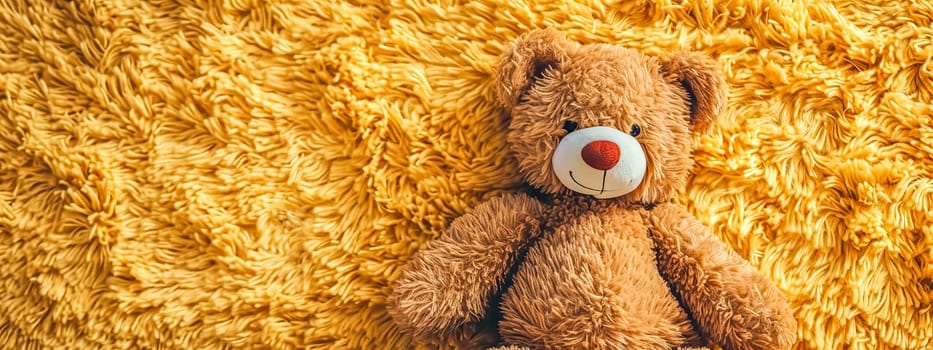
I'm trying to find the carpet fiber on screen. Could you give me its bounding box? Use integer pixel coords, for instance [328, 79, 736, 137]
[1, 0, 931, 349]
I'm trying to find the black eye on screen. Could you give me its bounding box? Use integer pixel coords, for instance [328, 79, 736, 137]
[562, 120, 578, 133]
[630, 124, 641, 137]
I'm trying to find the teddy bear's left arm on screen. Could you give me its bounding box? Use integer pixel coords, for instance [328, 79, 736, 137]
[647, 202, 798, 350]
[386, 192, 548, 345]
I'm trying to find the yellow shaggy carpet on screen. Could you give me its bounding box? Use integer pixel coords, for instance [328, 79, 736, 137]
[1, 0, 932, 349]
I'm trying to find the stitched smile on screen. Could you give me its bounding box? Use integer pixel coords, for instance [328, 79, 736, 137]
[569, 171, 614, 194]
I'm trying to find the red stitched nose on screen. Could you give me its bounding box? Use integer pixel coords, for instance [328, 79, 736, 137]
[581, 140, 620, 170]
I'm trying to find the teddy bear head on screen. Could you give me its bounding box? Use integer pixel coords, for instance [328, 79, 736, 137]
[494, 28, 728, 203]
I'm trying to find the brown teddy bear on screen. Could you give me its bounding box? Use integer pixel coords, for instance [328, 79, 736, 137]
[386, 28, 798, 350]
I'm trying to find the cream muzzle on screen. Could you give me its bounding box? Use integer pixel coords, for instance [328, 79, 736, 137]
[552, 126, 647, 199]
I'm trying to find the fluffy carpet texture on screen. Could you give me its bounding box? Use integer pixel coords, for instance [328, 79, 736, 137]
[1, 0, 931, 349]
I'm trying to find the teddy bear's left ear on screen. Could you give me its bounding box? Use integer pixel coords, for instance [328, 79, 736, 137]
[659, 51, 728, 132]
[494, 28, 576, 111]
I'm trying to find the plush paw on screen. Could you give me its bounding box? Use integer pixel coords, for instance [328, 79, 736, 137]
[709, 279, 798, 350]
[386, 275, 481, 342]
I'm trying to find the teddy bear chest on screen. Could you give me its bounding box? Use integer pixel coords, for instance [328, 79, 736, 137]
[535, 199, 653, 243]
[498, 204, 693, 344]
[540, 207, 654, 248]
[508, 203, 662, 280]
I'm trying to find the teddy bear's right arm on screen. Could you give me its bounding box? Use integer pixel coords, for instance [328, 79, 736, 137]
[386, 191, 547, 344]
[647, 202, 798, 350]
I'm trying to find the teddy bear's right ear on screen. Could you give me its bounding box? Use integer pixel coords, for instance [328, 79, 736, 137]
[658, 51, 728, 133]
[494, 28, 575, 110]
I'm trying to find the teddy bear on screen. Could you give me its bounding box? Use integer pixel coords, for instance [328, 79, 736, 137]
[386, 28, 798, 350]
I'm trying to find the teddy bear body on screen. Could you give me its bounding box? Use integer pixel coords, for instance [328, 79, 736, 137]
[387, 28, 798, 350]
[494, 194, 703, 348]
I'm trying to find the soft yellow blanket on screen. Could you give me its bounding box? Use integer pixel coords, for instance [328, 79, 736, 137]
[1, 0, 931, 349]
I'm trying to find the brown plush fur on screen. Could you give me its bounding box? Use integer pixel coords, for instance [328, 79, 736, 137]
[496, 198, 704, 349]
[647, 203, 798, 350]
[487, 347, 711, 350]
[388, 28, 797, 350]
[387, 193, 548, 343]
